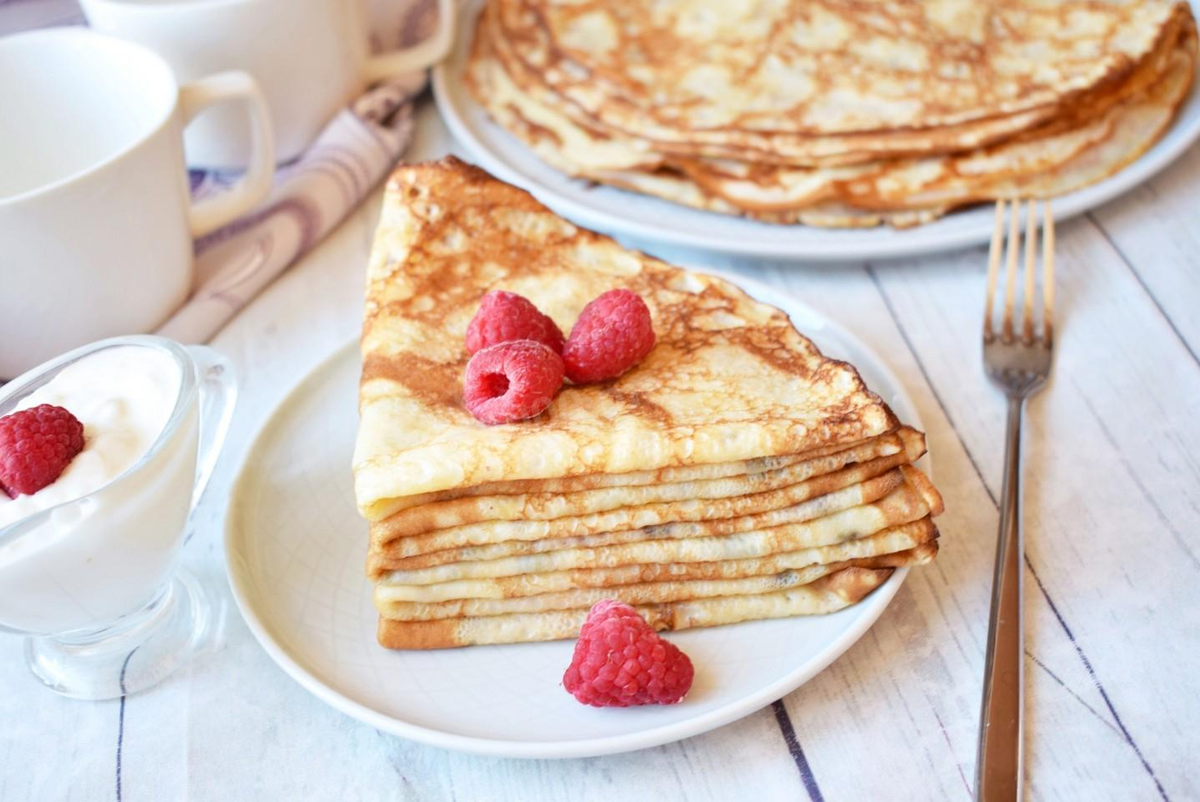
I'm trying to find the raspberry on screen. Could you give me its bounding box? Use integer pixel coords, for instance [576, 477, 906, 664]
[0, 404, 85, 498]
[466, 290, 564, 355]
[563, 599, 694, 707]
[463, 340, 564, 425]
[563, 289, 656, 384]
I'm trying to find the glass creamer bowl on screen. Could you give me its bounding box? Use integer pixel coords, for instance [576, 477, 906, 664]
[0, 335, 235, 699]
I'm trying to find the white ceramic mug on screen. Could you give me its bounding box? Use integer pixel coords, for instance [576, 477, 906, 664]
[0, 28, 274, 379]
[81, 0, 456, 168]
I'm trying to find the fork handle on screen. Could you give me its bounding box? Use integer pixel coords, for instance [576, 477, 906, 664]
[976, 395, 1026, 801]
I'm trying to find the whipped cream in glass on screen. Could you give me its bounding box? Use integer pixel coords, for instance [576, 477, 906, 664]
[0, 336, 236, 699]
[0, 344, 191, 636]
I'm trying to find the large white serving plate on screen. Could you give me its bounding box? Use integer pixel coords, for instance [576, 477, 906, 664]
[433, 0, 1200, 262]
[224, 273, 929, 758]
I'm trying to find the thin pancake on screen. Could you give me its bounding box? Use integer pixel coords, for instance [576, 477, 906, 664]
[375, 515, 939, 603]
[376, 562, 913, 649]
[379, 430, 904, 513]
[374, 468, 907, 572]
[372, 427, 923, 541]
[492, 0, 1063, 166]
[691, 19, 1194, 212]
[355, 158, 899, 520]
[369, 448, 920, 567]
[376, 467, 940, 588]
[988, 33, 1197, 199]
[506, 0, 1184, 158]
[470, 7, 1195, 226]
[480, 0, 1179, 186]
[376, 544, 936, 621]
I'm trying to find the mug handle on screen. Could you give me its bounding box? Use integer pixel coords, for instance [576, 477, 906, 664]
[184, 345, 238, 512]
[361, 0, 457, 83]
[179, 71, 276, 238]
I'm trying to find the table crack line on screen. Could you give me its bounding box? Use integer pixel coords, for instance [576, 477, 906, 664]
[1026, 650, 1120, 738]
[930, 708, 972, 799]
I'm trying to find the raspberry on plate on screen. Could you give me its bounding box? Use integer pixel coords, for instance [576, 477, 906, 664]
[466, 290, 564, 355]
[0, 404, 85, 498]
[563, 599, 694, 707]
[463, 339, 565, 425]
[563, 289, 656, 384]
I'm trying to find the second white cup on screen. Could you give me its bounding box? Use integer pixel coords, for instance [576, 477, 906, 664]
[81, 0, 456, 169]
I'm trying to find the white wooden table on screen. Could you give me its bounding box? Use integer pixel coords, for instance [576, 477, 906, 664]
[3, 11, 1200, 802]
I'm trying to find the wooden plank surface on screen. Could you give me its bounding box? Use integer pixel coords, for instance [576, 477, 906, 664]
[1, 22, 1199, 799]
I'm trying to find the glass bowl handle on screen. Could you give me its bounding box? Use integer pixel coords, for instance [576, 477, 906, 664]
[185, 346, 238, 511]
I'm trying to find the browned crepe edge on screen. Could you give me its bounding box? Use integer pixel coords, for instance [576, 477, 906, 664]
[371, 428, 924, 543]
[379, 429, 909, 514]
[376, 525, 938, 621]
[375, 516, 938, 603]
[366, 443, 925, 575]
[491, 0, 1191, 165]
[375, 467, 910, 573]
[375, 544, 936, 649]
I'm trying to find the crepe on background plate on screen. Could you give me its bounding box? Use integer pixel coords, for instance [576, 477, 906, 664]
[466, 0, 1196, 227]
[354, 157, 943, 648]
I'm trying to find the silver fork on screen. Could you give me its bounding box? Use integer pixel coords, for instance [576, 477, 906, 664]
[975, 198, 1055, 802]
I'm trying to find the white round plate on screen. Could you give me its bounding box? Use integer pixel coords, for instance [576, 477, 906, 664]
[224, 274, 927, 758]
[433, 0, 1200, 262]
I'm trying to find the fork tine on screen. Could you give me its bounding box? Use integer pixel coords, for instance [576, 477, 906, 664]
[1023, 200, 1038, 345]
[984, 200, 1005, 342]
[1043, 202, 1055, 347]
[1003, 199, 1020, 343]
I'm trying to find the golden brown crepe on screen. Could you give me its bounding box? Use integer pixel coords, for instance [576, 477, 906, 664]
[355, 158, 899, 521]
[356, 159, 946, 648]
[376, 557, 933, 649]
[464, 0, 1196, 227]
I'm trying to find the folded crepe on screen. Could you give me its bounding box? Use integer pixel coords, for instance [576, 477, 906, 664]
[355, 157, 900, 521]
[372, 427, 924, 542]
[375, 513, 940, 603]
[356, 158, 944, 648]
[372, 466, 910, 572]
[375, 541, 939, 622]
[376, 562, 930, 649]
[380, 430, 900, 513]
[371, 465, 939, 585]
[366, 435, 925, 570]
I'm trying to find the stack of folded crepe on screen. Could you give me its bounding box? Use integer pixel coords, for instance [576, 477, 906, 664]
[466, 0, 1197, 228]
[354, 157, 945, 650]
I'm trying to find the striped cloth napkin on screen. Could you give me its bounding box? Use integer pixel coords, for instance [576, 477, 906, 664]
[156, 0, 434, 342]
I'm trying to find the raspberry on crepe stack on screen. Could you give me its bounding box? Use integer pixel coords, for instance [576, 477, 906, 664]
[353, 157, 944, 650]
